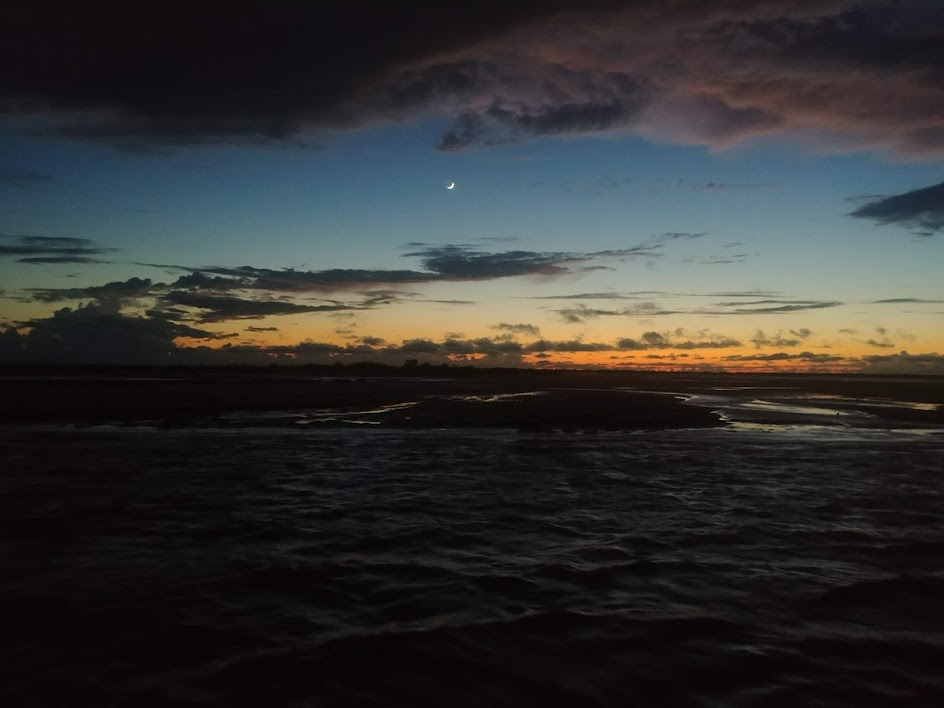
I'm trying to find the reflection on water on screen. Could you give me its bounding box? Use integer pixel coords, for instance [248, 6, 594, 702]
[679, 389, 941, 432]
[450, 391, 547, 403]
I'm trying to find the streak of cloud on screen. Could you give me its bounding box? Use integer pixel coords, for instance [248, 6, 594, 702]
[162, 291, 360, 323]
[0, 235, 114, 263]
[849, 181, 944, 236]
[0, 167, 52, 190]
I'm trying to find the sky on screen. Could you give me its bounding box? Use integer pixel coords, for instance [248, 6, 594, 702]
[1, 1, 943, 372]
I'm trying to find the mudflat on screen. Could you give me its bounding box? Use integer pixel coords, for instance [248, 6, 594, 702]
[1, 367, 942, 429]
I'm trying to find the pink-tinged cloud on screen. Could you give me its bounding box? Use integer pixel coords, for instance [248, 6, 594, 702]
[2, 2, 941, 158]
[398, 1, 944, 158]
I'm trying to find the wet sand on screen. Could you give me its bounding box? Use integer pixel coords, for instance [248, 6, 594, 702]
[1, 367, 942, 429]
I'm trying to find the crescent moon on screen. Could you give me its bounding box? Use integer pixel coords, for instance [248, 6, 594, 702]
[446, 181, 455, 190]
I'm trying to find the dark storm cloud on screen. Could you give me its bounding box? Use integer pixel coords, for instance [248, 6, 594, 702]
[4, 2, 941, 157]
[162, 291, 360, 323]
[11, 301, 226, 364]
[246, 326, 278, 333]
[0, 2, 626, 148]
[0, 235, 114, 263]
[849, 181, 944, 236]
[0, 167, 52, 190]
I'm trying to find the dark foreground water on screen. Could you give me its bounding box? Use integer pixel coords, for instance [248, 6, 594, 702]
[2, 417, 943, 706]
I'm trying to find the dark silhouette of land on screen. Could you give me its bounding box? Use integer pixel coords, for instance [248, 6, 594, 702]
[1, 365, 942, 429]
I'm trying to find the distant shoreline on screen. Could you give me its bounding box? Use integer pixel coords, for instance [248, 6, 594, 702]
[2, 367, 942, 429]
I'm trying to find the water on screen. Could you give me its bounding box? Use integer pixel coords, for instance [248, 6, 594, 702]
[2, 413, 943, 705]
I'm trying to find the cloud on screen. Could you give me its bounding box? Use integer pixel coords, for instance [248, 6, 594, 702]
[0, 235, 114, 263]
[683, 254, 750, 265]
[0, 167, 52, 190]
[162, 291, 359, 323]
[172, 272, 250, 291]
[16, 256, 107, 264]
[11, 301, 227, 364]
[873, 297, 944, 304]
[683, 181, 779, 192]
[617, 330, 741, 351]
[0, 314, 743, 365]
[645, 232, 707, 246]
[849, 180, 944, 236]
[533, 292, 641, 300]
[246, 326, 279, 332]
[172, 244, 657, 294]
[190, 264, 437, 291]
[1, 4, 631, 148]
[530, 175, 634, 198]
[405, 245, 579, 279]
[704, 300, 842, 315]
[710, 290, 782, 298]
[436, 93, 648, 151]
[864, 327, 895, 349]
[557, 297, 840, 322]
[4, 2, 941, 157]
[751, 329, 803, 348]
[556, 302, 681, 323]
[28, 277, 156, 305]
[859, 351, 944, 375]
[492, 322, 542, 337]
[557, 304, 621, 323]
[723, 351, 845, 363]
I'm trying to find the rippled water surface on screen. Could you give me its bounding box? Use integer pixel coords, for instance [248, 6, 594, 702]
[2, 423, 943, 706]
